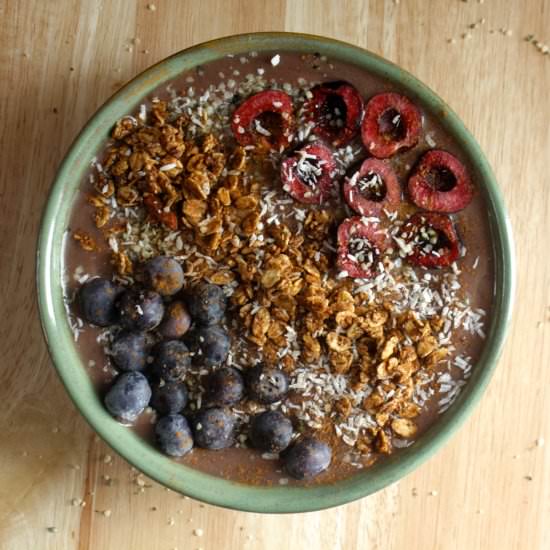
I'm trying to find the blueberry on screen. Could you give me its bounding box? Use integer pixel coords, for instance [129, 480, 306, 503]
[116, 288, 164, 331]
[249, 411, 293, 453]
[140, 256, 184, 296]
[186, 283, 227, 326]
[283, 437, 332, 480]
[104, 372, 151, 423]
[155, 414, 194, 457]
[152, 340, 191, 381]
[191, 407, 235, 450]
[158, 301, 192, 339]
[205, 367, 244, 406]
[110, 331, 147, 372]
[246, 364, 289, 404]
[151, 380, 189, 415]
[78, 277, 120, 326]
[185, 325, 230, 367]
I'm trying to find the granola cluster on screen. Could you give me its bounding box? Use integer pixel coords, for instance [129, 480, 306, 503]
[85, 100, 230, 272]
[230, 218, 450, 455]
[330, 307, 447, 453]
[231, 210, 334, 360]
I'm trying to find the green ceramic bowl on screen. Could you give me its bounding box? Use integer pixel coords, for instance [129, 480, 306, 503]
[37, 32, 514, 513]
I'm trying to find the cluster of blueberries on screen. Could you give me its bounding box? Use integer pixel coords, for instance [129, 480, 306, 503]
[77, 255, 331, 479]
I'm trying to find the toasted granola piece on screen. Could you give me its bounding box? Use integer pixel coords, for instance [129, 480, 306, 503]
[326, 332, 352, 353]
[391, 418, 417, 439]
[329, 350, 353, 374]
[375, 429, 392, 454]
[73, 230, 97, 251]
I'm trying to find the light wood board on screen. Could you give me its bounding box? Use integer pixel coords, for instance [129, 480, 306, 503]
[1, 1, 550, 549]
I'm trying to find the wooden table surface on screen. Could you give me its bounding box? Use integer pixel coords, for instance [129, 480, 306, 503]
[2, 1, 550, 548]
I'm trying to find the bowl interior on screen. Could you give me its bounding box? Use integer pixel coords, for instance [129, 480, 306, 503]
[37, 32, 514, 513]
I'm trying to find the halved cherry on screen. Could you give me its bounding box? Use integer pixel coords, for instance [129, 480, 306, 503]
[397, 212, 460, 268]
[337, 217, 389, 279]
[231, 90, 294, 151]
[361, 92, 421, 158]
[303, 81, 364, 147]
[343, 158, 401, 217]
[408, 149, 473, 212]
[280, 142, 337, 204]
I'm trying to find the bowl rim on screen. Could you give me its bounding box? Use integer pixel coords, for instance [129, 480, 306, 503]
[36, 31, 515, 513]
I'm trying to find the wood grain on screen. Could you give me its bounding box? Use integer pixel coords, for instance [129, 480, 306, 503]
[1, 1, 549, 548]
